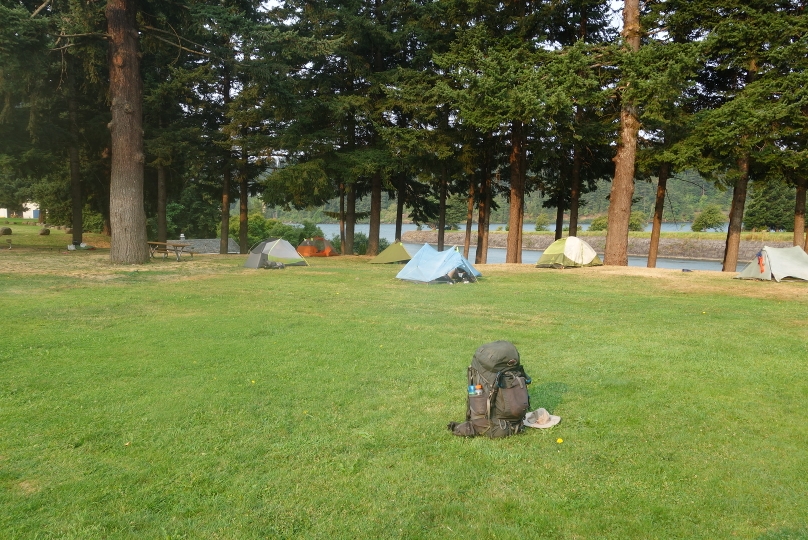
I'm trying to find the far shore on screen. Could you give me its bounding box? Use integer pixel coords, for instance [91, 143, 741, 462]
[401, 230, 795, 263]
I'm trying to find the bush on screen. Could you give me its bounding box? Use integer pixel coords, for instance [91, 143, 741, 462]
[534, 214, 550, 231]
[299, 220, 323, 240]
[692, 205, 726, 232]
[229, 215, 324, 249]
[588, 215, 608, 231]
[229, 213, 269, 248]
[587, 213, 647, 232]
[267, 220, 323, 247]
[82, 209, 106, 234]
[629, 211, 648, 232]
[351, 232, 390, 255]
[329, 233, 389, 255]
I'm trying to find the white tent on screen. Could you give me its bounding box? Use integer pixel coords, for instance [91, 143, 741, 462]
[736, 245, 808, 282]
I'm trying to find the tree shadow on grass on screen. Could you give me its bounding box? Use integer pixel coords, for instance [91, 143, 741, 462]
[529, 381, 567, 413]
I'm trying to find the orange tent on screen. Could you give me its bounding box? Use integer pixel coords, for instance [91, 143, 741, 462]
[298, 237, 338, 257]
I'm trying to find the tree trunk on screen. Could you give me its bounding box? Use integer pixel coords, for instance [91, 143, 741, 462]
[67, 59, 82, 246]
[156, 112, 167, 243]
[437, 171, 446, 251]
[569, 146, 582, 237]
[555, 205, 564, 240]
[603, 0, 641, 266]
[476, 156, 491, 265]
[339, 181, 346, 253]
[506, 120, 525, 263]
[722, 155, 750, 271]
[647, 162, 670, 268]
[368, 172, 381, 256]
[463, 178, 475, 259]
[345, 183, 356, 255]
[219, 70, 232, 255]
[220, 167, 230, 254]
[157, 164, 167, 242]
[395, 174, 405, 242]
[569, 8, 587, 238]
[100, 155, 112, 236]
[106, 0, 148, 263]
[239, 165, 248, 254]
[794, 177, 806, 251]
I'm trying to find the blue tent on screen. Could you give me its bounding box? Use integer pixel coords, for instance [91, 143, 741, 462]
[396, 244, 482, 284]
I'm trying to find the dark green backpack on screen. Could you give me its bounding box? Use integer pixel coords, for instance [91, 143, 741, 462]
[448, 341, 531, 438]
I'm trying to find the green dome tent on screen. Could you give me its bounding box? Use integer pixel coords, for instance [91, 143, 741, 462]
[369, 241, 411, 264]
[536, 237, 602, 268]
[244, 238, 308, 268]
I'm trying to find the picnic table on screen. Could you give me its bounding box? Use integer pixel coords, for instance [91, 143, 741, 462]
[148, 241, 194, 261]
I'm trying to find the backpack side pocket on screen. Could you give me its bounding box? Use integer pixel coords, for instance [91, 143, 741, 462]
[496, 375, 529, 421]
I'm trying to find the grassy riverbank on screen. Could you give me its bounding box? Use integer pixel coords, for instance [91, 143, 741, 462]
[2, 250, 808, 539]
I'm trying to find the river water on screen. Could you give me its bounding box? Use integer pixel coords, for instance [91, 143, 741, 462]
[316, 223, 743, 272]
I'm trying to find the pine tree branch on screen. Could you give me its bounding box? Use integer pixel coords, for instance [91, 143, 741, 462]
[52, 33, 110, 39]
[147, 33, 210, 57]
[142, 26, 211, 54]
[31, 0, 51, 18]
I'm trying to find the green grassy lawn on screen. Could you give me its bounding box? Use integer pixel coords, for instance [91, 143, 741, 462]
[0, 221, 110, 249]
[1, 248, 807, 539]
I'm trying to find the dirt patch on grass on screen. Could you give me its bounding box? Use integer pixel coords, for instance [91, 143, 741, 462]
[0, 249, 247, 281]
[16, 479, 40, 495]
[478, 263, 808, 302]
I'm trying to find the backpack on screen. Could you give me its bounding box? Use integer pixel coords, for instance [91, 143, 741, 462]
[448, 341, 531, 438]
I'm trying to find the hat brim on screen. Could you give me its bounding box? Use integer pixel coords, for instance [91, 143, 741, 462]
[523, 409, 561, 429]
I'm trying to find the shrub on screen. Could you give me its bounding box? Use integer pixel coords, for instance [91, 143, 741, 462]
[629, 211, 648, 232]
[329, 234, 342, 253]
[534, 214, 550, 231]
[330, 233, 389, 255]
[588, 215, 608, 231]
[82, 209, 106, 234]
[299, 220, 323, 240]
[587, 213, 647, 232]
[351, 232, 390, 255]
[692, 205, 726, 232]
[228, 215, 325, 249]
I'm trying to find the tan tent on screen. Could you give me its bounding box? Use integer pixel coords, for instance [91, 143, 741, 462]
[369, 242, 411, 264]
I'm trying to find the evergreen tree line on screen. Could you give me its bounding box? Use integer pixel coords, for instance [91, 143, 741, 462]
[0, 1, 806, 267]
[265, 169, 739, 227]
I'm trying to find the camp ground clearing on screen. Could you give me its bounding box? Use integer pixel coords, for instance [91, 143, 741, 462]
[1, 250, 807, 539]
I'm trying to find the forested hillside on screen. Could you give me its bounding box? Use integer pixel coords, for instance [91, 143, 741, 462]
[263, 169, 735, 225]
